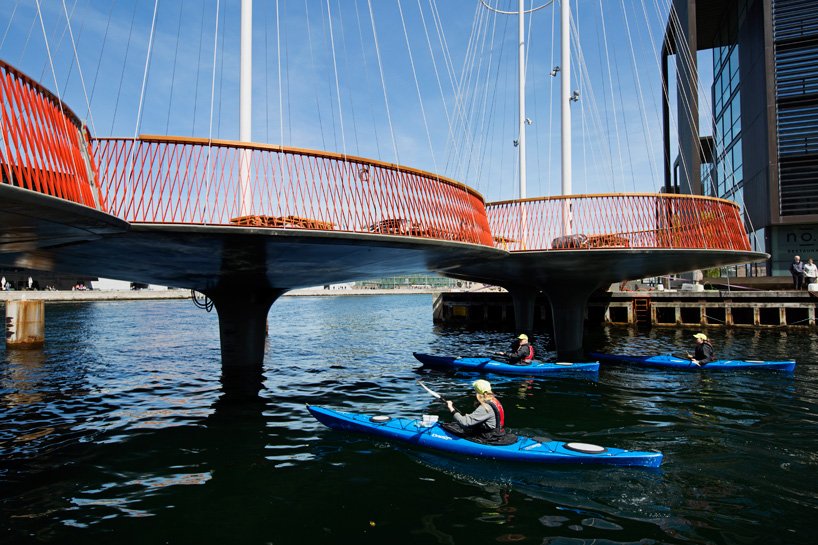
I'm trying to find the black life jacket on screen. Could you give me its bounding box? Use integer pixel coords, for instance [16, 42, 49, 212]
[695, 341, 714, 362]
[509, 343, 534, 364]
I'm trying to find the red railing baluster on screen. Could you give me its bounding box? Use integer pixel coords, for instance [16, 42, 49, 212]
[485, 194, 751, 252]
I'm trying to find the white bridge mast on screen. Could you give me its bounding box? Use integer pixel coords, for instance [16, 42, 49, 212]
[518, 0, 527, 200]
[240, 0, 253, 216]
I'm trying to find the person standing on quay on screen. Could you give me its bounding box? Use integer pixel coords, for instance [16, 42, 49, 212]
[790, 255, 805, 290]
[804, 258, 818, 290]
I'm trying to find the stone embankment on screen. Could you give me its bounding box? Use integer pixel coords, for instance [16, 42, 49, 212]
[0, 286, 454, 304]
[0, 289, 192, 303]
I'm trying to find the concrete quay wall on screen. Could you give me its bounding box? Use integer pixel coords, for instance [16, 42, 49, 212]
[434, 290, 818, 329]
[0, 289, 192, 304]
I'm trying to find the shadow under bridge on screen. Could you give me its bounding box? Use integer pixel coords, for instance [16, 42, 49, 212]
[439, 193, 767, 360]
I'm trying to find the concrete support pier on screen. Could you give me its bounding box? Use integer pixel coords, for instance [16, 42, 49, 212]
[5, 299, 45, 349]
[507, 285, 539, 335]
[205, 282, 284, 373]
[541, 284, 602, 361]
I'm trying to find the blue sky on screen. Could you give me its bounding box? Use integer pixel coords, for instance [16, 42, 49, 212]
[1, 1, 709, 203]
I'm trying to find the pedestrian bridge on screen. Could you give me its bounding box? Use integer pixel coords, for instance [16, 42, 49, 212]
[0, 59, 764, 365]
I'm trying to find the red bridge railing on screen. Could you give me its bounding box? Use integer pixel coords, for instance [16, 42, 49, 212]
[2, 62, 751, 255]
[92, 135, 494, 246]
[487, 194, 752, 252]
[0, 60, 103, 209]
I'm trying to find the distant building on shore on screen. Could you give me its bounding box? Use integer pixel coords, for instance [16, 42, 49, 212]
[354, 274, 470, 290]
[663, 0, 818, 276]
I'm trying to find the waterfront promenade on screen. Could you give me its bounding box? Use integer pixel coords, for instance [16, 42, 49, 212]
[5, 283, 816, 332]
[0, 287, 445, 304]
[0, 289, 192, 303]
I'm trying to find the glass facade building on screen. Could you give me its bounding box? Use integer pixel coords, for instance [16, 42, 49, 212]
[663, 0, 818, 275]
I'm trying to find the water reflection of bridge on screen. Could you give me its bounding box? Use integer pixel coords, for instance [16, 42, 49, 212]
[0, 60, 764, 369]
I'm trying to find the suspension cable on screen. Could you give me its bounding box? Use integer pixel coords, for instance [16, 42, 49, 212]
[416, 0, 453, 147]
[353, 0, 381, 158]
[133, 0, 159, 140]
[304, 0, 328, 151]
[86, 0, 116, 130]
[397, 0, 438, 173]
[109, 1, 139, 135]
[165, 0, 185, 134]
[203, 0, 221, 223]
[598, 0, 625, 191]
[33, 0, 89, 202]
[277, 0, 284, 145]
[208, 0, 221, 144]
[335, 0, 360, 156]
[367, 0, 400, 164]
[325, 0, 345, 157]
[0, 1, 20, 50]
[17, 8, 38, 67]
[619, 0, 659, 186]
[60, 0, 96, 135]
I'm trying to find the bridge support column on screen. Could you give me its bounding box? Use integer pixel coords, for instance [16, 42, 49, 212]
[5, 299, 45, 349]
[507, 285, 539, 334]
[206, 282, 284, 396]
[542, 283, 602, 361]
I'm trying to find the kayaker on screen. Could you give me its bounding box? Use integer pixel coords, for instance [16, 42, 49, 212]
[443, 379, 515, 444]
[689, 333, 714, 367]
[504, 333, 534, 365]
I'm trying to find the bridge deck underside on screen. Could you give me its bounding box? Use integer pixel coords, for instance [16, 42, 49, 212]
[441, 249, 767, 291]
[0, 186, 766, 293]
[0, 186, 504, 291]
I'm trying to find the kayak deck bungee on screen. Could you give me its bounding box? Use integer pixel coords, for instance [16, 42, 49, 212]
[308, 405, 662, 468]
[413, 352, 600, 376]
[589, 352, 796, 372]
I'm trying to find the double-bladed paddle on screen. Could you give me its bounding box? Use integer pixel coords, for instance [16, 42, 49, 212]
[417, 380, 447, 403]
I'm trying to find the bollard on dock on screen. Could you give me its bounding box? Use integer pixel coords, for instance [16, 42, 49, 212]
[5, 299, 45, 349]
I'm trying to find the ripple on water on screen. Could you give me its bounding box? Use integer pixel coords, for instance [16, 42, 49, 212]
[1, 299, 817, 545]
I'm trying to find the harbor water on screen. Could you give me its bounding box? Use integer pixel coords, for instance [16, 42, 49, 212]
[1, 294, 817, 544]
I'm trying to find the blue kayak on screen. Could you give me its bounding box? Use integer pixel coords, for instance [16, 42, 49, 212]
[413, 352, 600, 376]
[589, 352, 796, 372]
[308, 405, 662, 468]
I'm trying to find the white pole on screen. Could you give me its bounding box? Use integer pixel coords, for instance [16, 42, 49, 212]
[240, 0, 253, 215]
[518, 0, 526, 200]
[561, 0, 570, 196]
[240, 0, 252, 142]
[518, 0, 529, 248]
[560, 0, 571, 235]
